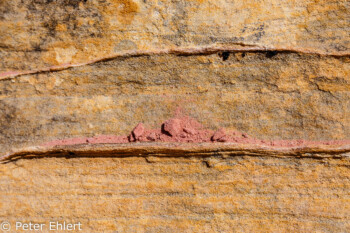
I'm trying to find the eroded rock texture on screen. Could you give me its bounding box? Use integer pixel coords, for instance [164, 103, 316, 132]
[0, 0, 349, 72]
[0, 0, 349, 153]
[0, 52, 349, 154]
[1, 154, 350, 232]
[1, 0, 350, 232]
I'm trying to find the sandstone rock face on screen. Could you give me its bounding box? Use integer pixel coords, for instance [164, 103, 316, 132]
[0, 0, 349, 72]
[1, 153, 350, 232]
[0, 52, 349, 154]
[1, 0, 350, 232]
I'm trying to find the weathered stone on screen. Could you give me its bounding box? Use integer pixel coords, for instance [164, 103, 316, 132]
[163, 118, 182, 136]
[131, 122, 145, 140]
[212, 128, 227, 142]
[1, 148, 350, 232]
[0, 52, 349, 154]
[1, 0, 350, 232]
[0, 0, 349, 73]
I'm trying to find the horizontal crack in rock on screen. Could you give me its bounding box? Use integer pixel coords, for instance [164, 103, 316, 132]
[1, 44, 349, 81]
[1, 143, 350, 163]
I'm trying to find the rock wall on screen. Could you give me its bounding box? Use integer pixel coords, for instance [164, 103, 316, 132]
[1, 0, 349, 73]
[1, 0, 350, 232]
[0, 52, 349, 154]
[2, 151, 350, 232]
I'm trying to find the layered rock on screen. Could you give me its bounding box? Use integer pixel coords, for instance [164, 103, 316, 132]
[1, 149, 350, 232]
[1, 0, 350, 232]
[0, 52, 349, 154]
[0, 0, 349, 73]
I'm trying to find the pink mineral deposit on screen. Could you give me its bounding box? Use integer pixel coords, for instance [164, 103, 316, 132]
[40, 115, 350, 149]
[163, 118, 182, 136]
[132, 123, 145, 140]
[212, 128, 227, 142]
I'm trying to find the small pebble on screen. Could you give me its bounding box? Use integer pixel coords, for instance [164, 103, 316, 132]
[132, 123, 145, 140]
[212, 128, 226, 142]
[163, 118, 182, 136]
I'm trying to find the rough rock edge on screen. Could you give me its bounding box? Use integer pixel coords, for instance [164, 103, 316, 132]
[1, 44, 349, 81]
[1, 142, 350, 163]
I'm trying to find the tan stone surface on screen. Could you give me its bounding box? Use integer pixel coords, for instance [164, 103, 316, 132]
[0, 52, 349, 154]
[1, 152, 350, 232]
[0, 0, 349, 72]
[0, 0, 349, 154]
[1, 0, 350, 232]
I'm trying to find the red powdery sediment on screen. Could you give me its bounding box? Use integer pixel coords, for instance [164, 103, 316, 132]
[212, 128, 227, 142]
[86, 135, 129, 144]
[130, 116, 213, 143]
[40, 116, 350, 148]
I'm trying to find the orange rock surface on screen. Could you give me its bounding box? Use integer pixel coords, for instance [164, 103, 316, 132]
[0, 0, 349, 232]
